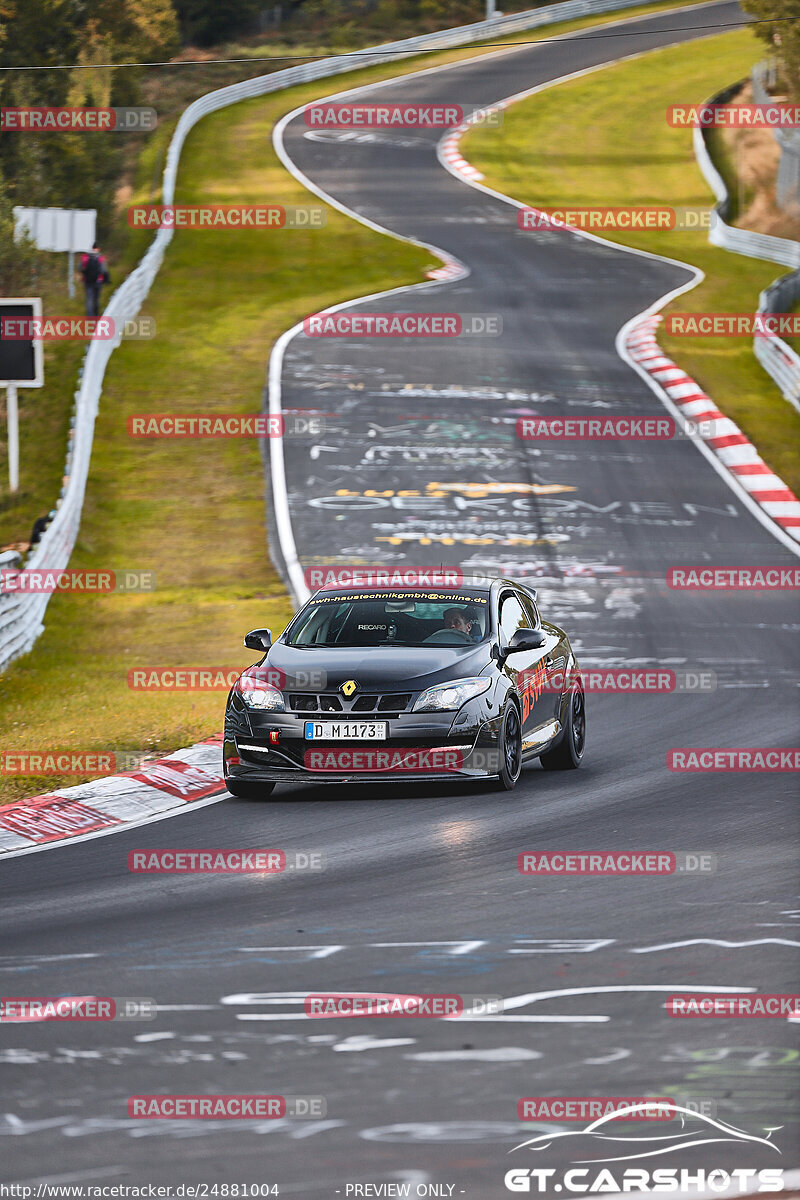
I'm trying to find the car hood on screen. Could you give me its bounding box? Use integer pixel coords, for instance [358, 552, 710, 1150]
[261, 640, 492, 692]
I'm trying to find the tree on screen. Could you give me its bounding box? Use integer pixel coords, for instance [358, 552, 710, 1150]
[740, 0, 800, 102]
[0, 172, 48, 294]
[173, 0, 263, 46]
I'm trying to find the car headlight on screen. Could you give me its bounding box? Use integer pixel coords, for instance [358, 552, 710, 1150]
[412, 677, 491, 713]
[235, 674, 285, 711]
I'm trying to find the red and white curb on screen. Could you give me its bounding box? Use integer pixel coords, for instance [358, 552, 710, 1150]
[0, 735, 227, 859]
[625, 314, 800, 543]
[439, 121, 486, 182]
[426, 258, 466, 281]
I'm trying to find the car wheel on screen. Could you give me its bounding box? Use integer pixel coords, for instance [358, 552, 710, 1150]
[225, 779, 276, 799]
[495, 701, 523, 791]
[540, 681, 585, 770]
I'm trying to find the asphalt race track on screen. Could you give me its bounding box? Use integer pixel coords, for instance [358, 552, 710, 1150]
[2, 2, 799, 1194]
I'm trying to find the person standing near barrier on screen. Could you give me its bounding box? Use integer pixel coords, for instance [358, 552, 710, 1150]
[78, 243, 110, 317]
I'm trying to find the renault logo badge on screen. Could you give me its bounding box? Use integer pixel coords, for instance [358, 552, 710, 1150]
[340, 679, 358, 697]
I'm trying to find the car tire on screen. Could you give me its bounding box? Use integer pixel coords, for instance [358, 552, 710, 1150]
[495, 701, 523, 791]
[225, 779, 277, 799]
[540, 681, 585, 770]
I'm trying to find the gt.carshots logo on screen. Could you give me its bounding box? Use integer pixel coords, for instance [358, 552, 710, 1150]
[504, 1169, 784, 1193]
[504, 1105, 784, 1192]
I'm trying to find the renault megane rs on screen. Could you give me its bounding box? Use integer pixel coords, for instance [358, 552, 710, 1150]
[223, 577, 584, 795]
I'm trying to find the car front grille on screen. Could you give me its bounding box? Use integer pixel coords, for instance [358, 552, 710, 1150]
[287, 693, 411, 713]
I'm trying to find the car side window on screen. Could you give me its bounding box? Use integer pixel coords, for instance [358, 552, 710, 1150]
[517, 591, 540, 629]
[499, 592, 529, 645]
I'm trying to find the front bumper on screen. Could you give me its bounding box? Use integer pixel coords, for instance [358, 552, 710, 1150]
[223, 700, 501, 784]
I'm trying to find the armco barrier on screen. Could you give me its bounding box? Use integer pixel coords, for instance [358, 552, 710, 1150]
[755, 270, 800, 413]
[692, 83, 800, 413]
[0, 0, 694, 674]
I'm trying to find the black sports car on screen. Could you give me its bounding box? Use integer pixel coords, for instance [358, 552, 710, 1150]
[223, 577, 585, 795]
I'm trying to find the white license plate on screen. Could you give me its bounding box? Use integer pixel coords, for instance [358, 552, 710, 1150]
[304, 721, 387, 741]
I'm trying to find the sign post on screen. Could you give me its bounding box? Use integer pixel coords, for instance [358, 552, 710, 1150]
[7, 385, 19, 493]
[1, 297, 44, 495]
[13, 207, 97, 302]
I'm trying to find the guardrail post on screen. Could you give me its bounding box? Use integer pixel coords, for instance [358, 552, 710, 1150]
[6, 384, 19, 494]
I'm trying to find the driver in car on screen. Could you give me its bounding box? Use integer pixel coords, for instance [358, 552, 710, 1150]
[424, 607, 476, 644]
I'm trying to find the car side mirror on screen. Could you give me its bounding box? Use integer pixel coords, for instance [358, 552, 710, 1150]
[244, 628, 272, 651]
[506, 628, 547, 655]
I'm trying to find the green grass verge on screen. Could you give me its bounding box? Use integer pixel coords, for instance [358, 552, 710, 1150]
[463, 29, 800, 497]
[0, 0, 711, 804]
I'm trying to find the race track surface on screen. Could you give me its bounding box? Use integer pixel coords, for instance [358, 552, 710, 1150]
[2, 3, 798, 1194]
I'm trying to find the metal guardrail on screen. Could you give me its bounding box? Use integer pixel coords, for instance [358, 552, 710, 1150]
[755, 270, 800, 413]
[752, 60, 800, 209]
[692, 84, 800, 414]
[0, 0, 688, 674]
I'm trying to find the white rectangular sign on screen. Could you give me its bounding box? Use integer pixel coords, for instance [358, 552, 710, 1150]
[13, 207, 96, 253]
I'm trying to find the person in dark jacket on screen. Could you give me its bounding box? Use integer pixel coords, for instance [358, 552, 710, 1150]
[78, 243, 110, 316]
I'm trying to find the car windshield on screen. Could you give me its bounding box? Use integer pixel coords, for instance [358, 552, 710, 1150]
[286, 591, 491, 647]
